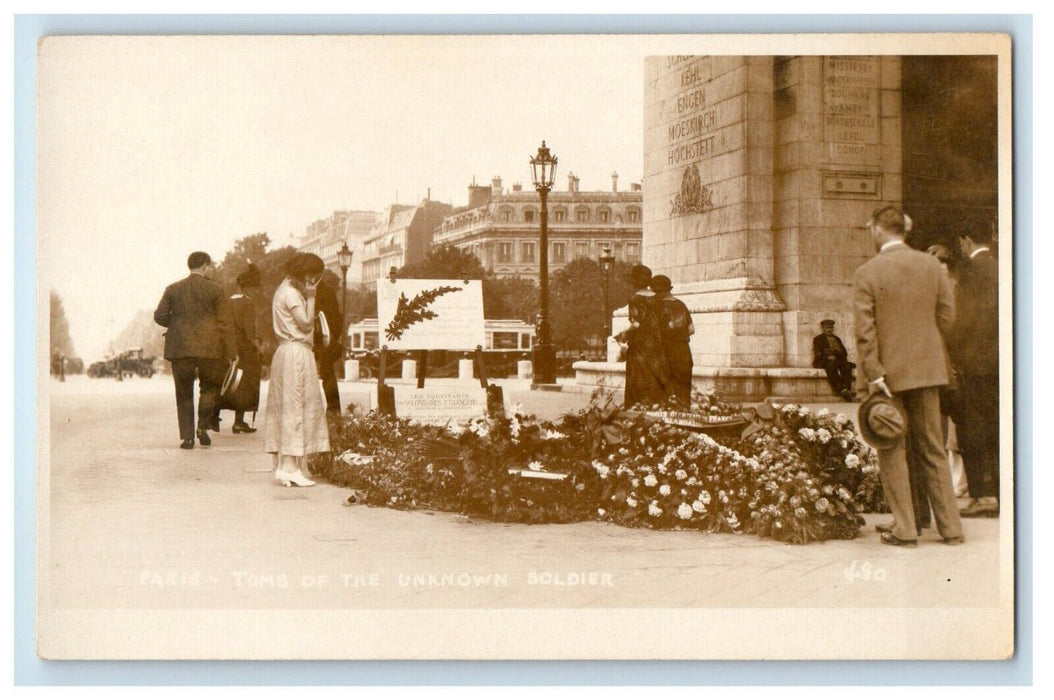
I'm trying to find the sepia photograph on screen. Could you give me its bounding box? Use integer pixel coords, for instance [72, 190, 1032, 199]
[33, 31, 1015, 661]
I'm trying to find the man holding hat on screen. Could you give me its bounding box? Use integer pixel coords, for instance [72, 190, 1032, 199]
[154, 251, 235, 449]
[812, 319, 856, 401]
[853, 206, 964, 546]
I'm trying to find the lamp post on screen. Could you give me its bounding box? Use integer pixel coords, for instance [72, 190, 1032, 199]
[337, 241, 353, 323]
[599, 246, 616, 341]
[529, 140, 558, 385]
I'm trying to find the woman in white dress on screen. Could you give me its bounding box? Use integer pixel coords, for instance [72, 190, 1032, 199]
[263, 253, 330, 486]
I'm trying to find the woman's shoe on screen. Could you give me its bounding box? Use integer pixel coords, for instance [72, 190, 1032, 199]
[232, 422, 257, 434]
[286, 469, 316, 487]
[275, 469, 294, 487]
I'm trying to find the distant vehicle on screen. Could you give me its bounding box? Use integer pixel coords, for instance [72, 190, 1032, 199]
[87, 347, 156, 378]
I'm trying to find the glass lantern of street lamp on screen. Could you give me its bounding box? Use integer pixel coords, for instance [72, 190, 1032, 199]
[599, 246, 616, 273]
[337, 241, 354, 272]
[529, 140, 558, 191]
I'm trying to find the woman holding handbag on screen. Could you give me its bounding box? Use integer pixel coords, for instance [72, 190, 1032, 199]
[262, 253, 330, 487]
[217, 263, 264, 433]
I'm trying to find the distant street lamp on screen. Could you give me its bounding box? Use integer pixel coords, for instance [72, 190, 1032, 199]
[529, 140, 558, 385]
[599, 246, 616, 341]
[337, 241, 354, 322]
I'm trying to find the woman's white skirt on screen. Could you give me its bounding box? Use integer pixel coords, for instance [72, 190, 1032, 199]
[263, 341, 330, 457]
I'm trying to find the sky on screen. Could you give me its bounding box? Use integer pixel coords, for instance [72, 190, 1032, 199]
[37, 35, 648, 360]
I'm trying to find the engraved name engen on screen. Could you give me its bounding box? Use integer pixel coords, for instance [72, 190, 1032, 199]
[824, 56, 880, 150]
[664, 57, 723, 167]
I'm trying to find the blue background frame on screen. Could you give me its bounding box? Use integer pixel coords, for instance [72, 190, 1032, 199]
[13, 13, 1033, 685]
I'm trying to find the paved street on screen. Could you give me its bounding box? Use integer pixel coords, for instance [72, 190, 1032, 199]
[43, 374, 1004, 612]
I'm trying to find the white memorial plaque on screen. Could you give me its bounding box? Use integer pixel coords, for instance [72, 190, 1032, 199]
[376, 279, 485, 351]
[393, 385, 487, 425]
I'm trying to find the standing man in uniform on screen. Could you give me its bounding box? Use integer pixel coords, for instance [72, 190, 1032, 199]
[950, 226, 1000, 517]
[154, 251, 234, 449]
[853, 206, 964, 547]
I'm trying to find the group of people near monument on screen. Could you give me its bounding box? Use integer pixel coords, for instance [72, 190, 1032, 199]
[154, 251, 343, 488]
[618, 264, 696, 409]
[853, 206, 1000, 547]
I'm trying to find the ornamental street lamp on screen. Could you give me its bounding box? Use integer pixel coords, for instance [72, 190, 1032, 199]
[529, 140, 558, 385]
[337, 241, 354, 323]
[599, 246, 616, 341]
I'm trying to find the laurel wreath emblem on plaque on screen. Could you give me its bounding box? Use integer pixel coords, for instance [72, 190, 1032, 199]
[384, 285, 463, 341]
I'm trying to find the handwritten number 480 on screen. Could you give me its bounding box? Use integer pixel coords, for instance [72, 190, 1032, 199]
[844, 560, 887, 582]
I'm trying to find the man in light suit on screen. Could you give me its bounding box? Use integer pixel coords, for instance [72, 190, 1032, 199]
[853, 206, 964, 547]
[950, 227, 1000, 517]
[154, 251, 235, 449]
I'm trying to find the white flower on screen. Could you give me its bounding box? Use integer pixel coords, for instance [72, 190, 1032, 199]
[816, 428, 832, 444]
[597, 508, 606, 517]
[677, 503, 693, 520]
[699, 490, 712, 505]
[626, 496, 638, 508]
[631, 478, 640, 488]
[798, 427, 816, 441]
[794, 507, 807, 519]
[648, 502, 663, 517]
[798, 406, 811, 417]
[815, 497, 831, 512]
[817, 408, 831, 417]
[674, 469, 688, 481]
[575, 482, 585, 492]
[837, 487, 852, 501]
[834, 414, 850, 427]
[782, 404, 797, 414]
[686, 476, 698, 486]
[543, 429, 566, 440]
[771, 403, 783, 411]
[659, 484, 671, 496]
[644, 474, 658, 488]
[527, 461, 543, 471]
[592, 461, 610, 479]
[789, 496, 802, 508]
[692, 500, 705, 513]
[727, 513, 740, 529]
[845, 454, 861, 469]
[509, 416, 521, 438]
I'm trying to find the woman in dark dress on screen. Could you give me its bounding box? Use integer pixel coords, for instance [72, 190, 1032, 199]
[219, 264, 263, 433]
[650, 275, 695, 407]
[620, 264, 669, 408]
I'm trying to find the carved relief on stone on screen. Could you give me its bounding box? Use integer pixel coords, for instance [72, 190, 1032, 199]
[670, 163, 714, 216]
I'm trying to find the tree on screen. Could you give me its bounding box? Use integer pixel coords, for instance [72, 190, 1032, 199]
[396, 245, 486, 281]
[549, 258, 634, 356]
[49, 290, 77, 359]
[482, 276, 538, 321]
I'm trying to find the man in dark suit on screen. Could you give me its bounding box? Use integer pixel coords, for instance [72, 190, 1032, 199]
[314, 270, 344, 415]
[853, 206, 964, 547]
[950, 227, 1000, 517]
[154, 251, 235, 449]
[812, 319, 856, 401]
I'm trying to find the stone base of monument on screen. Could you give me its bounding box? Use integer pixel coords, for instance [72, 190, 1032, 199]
[572, 361, 836, 403]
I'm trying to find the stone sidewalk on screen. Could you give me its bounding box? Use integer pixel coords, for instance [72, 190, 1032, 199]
[42, 375, 1003, 612]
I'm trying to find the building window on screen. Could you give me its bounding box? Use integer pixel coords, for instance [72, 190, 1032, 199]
[626, 242, 641, 262]
[627, 209, 640, 223]
[492, 332, 519, 350]
[553, 209, 566, 222]
[498, 242, 513, 263]
[574, 241, 590, 259]
[524, 210, 535, 223]
[521, 241, 536, 263]
[552, 242, 566, 263]
[500, 208, 513, 222]
[575, 208, 589, 222]
[598, 209, 610, 223]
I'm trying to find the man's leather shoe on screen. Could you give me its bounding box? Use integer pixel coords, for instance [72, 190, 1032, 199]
[180, 439, 194, 450]
[960, 498, 998, 518]
[196, 428, 211, 447]
[942, 535, 966, 545]
[875, 522, 923, 537]
[232, 422, 256, 434]
[880, 532, 917, 548]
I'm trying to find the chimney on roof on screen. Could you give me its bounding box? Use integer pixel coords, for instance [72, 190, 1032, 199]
[491, 176, 503, 196]
[631, 182, 642, 192]
[612, 171, 619, 192]
[567, 173, 579, 193]
[512, 183, 522, 192]
[468, 182, 492, 209]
